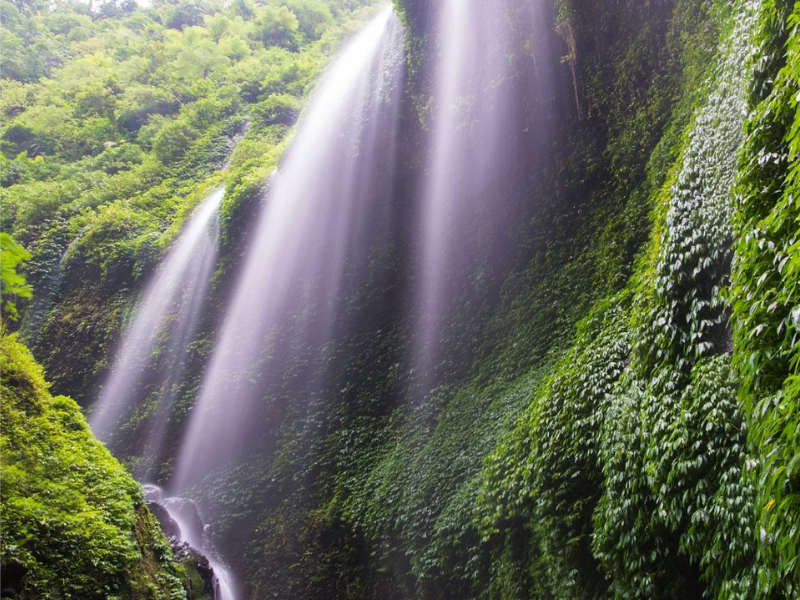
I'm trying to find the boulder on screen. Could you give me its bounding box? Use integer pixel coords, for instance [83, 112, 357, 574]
[147, 500, 182, 541]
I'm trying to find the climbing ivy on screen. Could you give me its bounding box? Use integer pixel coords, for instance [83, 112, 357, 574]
[729, 0, 800, 594]
[477, 3, 764, 599]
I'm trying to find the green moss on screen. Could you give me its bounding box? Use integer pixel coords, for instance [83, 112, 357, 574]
[0, 333, 185, 600]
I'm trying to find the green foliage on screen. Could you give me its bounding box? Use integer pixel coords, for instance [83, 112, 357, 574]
[153, 120, 198, 166]
[252, 93, 301, 128]
[1, 233, 33, 322]
[479, 296, 631, 600]
[729, 0, 800, 594]
[0, 1, 56, 82]
[254, 5, 301, 49]
[0, 333, 186, 600]
[273, 0, 334, 42]
[478, 5, 767, 599]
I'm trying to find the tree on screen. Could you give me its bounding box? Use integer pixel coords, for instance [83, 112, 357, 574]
[271, 0, 332, 42]
[151, 118, 195, 164]
[203, 13, 229, 42]
[252, 93, 300, 127]
[167, 27, 231, 80]
[253, 5, 299, 49]
[165, 1, 204, 30]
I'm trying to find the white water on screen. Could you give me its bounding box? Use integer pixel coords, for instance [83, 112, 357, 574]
[413, 0, 557, 385]
[90, 188, 223, 466]
[173, 6, 405, 489]
[143, 485, 237, 600]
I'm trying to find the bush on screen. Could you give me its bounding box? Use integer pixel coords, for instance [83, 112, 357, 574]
[152, 119, 197, 165]
[253, 5, 300, 49]
[252, 93, 301, 128]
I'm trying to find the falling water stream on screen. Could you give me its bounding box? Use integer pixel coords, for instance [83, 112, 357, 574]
[90, 188, 223, 456]
[173, 5, 405, 489]
[413, 0, 556, 386]
[89, 188, 233, 594]
[143, 485, 237, 600]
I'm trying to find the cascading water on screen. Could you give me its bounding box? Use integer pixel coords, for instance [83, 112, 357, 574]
[412, 0, 558, 386]
[87, 2, 559, 595]
[90, 188, 223, 475]
[173, 6, 405, 489]
[143, 485, 237, 600]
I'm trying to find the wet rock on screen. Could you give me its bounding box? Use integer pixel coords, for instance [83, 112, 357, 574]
[175, 542, 218, 600]
[147, 501, 182, 541]
[161, 496, 204, 543]
[145, 494, 219, 600]
[143, 484, 162, 503]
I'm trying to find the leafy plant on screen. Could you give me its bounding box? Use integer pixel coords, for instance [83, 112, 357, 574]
[0, 233, 32, 322]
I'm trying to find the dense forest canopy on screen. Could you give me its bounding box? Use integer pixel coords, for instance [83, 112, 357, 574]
[1, 0, 799, 599]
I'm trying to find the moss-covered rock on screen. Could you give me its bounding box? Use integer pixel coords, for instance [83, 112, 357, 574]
[172, 543, 216, 600]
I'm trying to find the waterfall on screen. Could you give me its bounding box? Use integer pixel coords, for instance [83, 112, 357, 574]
[90, 188, 223, 475]
[412, 0, 557, 386]
[172, 6, 405, 490]
[143, 485, 237, 600]
[83, 3, 564, 594]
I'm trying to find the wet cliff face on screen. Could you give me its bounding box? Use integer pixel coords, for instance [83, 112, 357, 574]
[175, 0, 737, 598]
[7, 0, 799, 598]
[40, 0, 733, 597]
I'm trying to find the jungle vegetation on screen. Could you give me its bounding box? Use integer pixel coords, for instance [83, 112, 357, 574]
[1, 0, 799, 598]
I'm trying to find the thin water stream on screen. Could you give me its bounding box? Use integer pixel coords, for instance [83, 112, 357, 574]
[413, 0, 556, 387]
[90, 188, 223, 457]
[144, 485, 237, 600]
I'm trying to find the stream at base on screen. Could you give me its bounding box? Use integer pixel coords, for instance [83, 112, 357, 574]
[143, 485, 237, 600]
